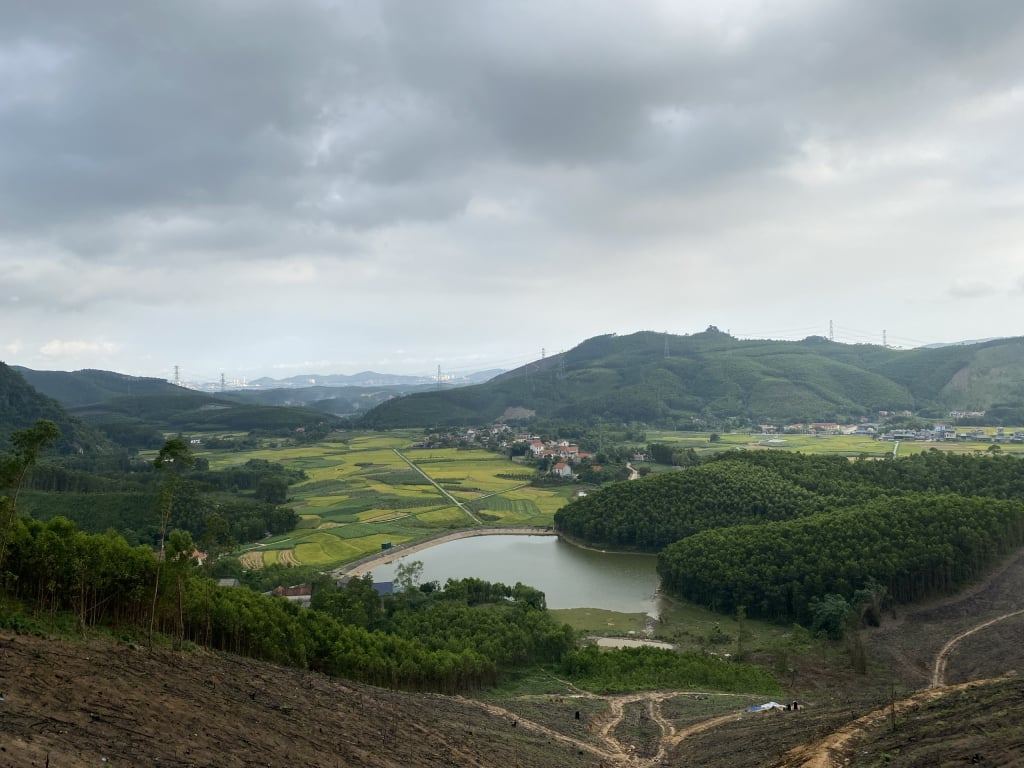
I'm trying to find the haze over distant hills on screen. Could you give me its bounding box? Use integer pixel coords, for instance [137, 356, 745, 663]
[245, 369, 503, 390]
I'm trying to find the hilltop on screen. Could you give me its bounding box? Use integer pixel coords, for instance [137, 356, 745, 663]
[359, 330, 1024, 428]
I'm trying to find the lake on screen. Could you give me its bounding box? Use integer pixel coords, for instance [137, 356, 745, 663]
[367, 534, 664, 615]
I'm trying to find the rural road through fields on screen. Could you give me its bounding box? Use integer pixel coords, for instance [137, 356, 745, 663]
[392, 448, 482, 524]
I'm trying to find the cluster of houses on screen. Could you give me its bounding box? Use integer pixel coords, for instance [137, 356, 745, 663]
[878, 426, 1024, 443]
[522, 437, 596, 478]
[410, 428, 600, 479]
[758, 421, 1023, 444]
[409, 424, 514, 450]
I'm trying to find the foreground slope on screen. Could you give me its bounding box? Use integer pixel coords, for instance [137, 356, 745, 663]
[0, 633, 600, 768]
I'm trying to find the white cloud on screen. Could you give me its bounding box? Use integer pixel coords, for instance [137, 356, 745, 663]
[40, 339, 119, 358]
[1, 1, 1024, 377]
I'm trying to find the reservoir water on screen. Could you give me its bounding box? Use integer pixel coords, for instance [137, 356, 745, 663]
[367, 534, 664, 615]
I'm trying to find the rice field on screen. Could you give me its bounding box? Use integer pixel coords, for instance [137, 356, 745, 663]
[207, 431, 577, 570]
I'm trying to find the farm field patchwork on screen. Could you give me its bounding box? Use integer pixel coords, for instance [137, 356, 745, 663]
[204, 431, 576, 570]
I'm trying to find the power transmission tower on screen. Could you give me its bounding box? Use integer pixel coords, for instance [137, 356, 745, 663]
[436, 365, 442, 390]
[829, 320, 834, 342]
[883, 329, 887, 347]
[220, 373, 226, 393]
[174, 365, 181, 387]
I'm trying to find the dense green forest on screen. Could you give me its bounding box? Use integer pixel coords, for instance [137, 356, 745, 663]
[658, 492, 1024, 620]
[15, 454, 302, 549]
[556, 450, 1024, 624]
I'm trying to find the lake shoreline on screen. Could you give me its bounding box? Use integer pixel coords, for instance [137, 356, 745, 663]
[334, 526, 556, 578]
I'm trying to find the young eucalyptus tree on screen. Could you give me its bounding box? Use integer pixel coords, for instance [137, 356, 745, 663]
[148, 438, 194, 647]
[0, 419, 60, 576]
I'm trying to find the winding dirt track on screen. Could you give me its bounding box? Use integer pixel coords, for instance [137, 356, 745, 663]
[463, 689, 754, 768]
[930, 607, 1024, 688]
[451, 600, 1024, 768]
[780, 606, 1024, 768]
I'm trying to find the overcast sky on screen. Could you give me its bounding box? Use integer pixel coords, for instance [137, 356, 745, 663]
[3, 1, 1024, 383]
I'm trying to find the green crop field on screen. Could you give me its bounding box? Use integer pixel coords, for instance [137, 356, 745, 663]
[198, 431, 575, 570]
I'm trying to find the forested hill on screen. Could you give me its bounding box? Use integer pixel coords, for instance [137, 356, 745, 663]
[0, 362, 110, 453]
[555, 450, 1024, 626]
[12, 366, 347, 448]
[13, 366, 186, 408]
[359, 330, 1024, 428]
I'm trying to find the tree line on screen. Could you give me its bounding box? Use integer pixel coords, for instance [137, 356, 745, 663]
[556, 449, 1024, 623]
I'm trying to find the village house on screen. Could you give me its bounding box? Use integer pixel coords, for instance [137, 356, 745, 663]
[272, 585, 312, 608]
[552, 462, 573, 478]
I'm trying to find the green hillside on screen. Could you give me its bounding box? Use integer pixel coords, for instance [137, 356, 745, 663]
[13, 366, 346, 442]
[0, 362, 111, 454]
[13, 366, 183, 408]
[360, 330, 1024, 428]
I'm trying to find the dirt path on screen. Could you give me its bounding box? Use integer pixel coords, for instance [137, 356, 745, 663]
[464, 698, 621, 763]
[466, 689, 756, 768]
[930, 607, 1024, 687]
[778, 680, 993, 768]
[781, 601, 1024, 767]
[392, 448, 482, 525]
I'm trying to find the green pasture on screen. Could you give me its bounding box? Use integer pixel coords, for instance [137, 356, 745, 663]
[652, 597, 793, 657]
[416, 507, 471, 525]
[549, 608, 648, 635]
[507, 487, 578, 516]
[469, 495, 547, 526]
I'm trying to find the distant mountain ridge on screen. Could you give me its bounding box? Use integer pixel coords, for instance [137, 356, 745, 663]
[360, 330, 1024, 428]
[247, 369, 503, 389]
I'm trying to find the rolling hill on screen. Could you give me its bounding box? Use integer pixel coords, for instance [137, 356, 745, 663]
[359, 330, 1024, 428]
[0, 363, 111, 453]
[11, 366, 345, 447]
